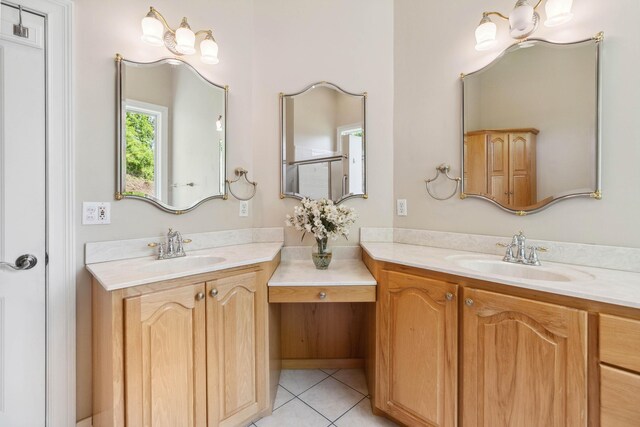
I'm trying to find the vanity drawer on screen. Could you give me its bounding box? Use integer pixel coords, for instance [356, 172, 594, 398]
[269, 285, 376, 303]
[600, 364, 640, 427]
[600, 314, 640, 372]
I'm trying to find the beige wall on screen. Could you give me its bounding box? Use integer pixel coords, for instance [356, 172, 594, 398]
[75, 0, 393, 420]
[251, 0, 395, 245]
[393, 0, 640, 247]
[75, 0, 255, 419]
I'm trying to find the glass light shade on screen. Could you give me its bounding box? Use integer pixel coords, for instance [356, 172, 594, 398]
[545, 0, 573, 27]
[216, 115, 223, 131]
[141, 16, 164, 46]
[200, 38, 219, 64]
[475, 19, 497, 51]
[509, 1, 534, 32]
[175, 26, 196, 55]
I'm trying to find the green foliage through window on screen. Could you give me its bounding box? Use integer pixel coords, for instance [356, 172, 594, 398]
[126, 112, 156, 181]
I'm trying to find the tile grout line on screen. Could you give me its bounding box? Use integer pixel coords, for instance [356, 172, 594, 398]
[294, 396, 335, 425]
[331, 395, 369, 425]
[327, 370, 369, 397]
[280, 372, 332, 397]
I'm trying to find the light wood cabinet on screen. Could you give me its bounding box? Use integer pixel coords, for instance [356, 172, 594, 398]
[598, 314, 640, 426]
[377, 270, 458, 427]
[461, 287, 588, 427]
[124, 283, 208, 427]
[465, 129, 538, 208]
[92, 260, 278, 427]
[206, 273, 262, 427]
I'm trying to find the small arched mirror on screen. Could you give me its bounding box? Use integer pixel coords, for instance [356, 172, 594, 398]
[116, 55, 228, 214]
[461, 34, 603, 215]
[280, 82, 367, 203]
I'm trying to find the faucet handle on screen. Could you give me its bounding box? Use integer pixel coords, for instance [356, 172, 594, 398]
[525, 246, 547, 266]
[496, 242, 510, 248]
[182, 238, 192, 244]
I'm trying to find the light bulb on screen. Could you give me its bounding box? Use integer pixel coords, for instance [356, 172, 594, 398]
[475, 16, 497, 51]
[216, 115, 223, 131]
[141, 11, 164, 46]
[545, 0, 573, 27]
[200, 35, 219, 64]
[175, 18, 196, 55]
[509, 0, 534, 31]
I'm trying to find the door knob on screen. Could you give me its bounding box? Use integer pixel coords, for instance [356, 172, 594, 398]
[195, 292, 205, 301]
[0, 254, 37, 271]
[210, 288, 219, 297]
[318, 292, 327, 300]
[445, 292, 454, 301]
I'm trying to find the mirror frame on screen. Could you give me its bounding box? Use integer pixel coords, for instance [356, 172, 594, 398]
[115, 54, 228, 214]
[460, 33, 603, 216]
[279, 81, 368, 204]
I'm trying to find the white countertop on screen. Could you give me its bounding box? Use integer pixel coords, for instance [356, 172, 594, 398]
[361, 242, 640, 309]
[268, 259, 377, 287]
[87, 242, 283, 291]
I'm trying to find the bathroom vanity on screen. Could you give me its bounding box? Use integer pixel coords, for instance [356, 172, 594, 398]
[87, 229, 640, 427]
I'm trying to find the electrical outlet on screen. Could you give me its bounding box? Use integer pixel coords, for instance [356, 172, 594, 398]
[396, 199, 408, 216]
[239, 201, 249, 217]
[83, 202, 111, 225]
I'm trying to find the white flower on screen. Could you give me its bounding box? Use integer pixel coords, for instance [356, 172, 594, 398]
[285, 198, 358, 241]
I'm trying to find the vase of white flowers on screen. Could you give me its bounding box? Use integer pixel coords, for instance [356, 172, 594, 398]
[285, 198, 357, 270]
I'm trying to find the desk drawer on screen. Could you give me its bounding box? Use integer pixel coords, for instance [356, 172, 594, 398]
[600, 314, 640, 372]
[600, 364, 640, 427]
[269, 285, 376, 303]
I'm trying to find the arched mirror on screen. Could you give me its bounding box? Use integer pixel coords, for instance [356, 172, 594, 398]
[280, 82, 367, 203]
[116, 55, 228, 214]
[461, 34, 603, 215]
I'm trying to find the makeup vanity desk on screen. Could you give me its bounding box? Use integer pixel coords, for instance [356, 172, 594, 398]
[268, 259, 377, 370]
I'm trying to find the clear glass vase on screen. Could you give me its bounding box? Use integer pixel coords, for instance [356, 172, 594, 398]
[312, 237, 332, 270]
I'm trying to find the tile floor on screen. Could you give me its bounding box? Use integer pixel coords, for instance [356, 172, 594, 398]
[251, 369, 398, 427]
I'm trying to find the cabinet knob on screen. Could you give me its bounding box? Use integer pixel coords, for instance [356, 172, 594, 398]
[210, 288, 219, 297]
[195, 292, 205, 301]
[318, 292, 327, 300]
[445, 292, 454, 301]
[465, 298, 474, 307]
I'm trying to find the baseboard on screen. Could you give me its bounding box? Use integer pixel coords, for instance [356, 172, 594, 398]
[77, 416, 92, 427]
[282, 358, 364, 369]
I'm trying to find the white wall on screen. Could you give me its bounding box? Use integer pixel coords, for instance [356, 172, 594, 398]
[75, 0, 393, 420]
[394, 0, 640, 248]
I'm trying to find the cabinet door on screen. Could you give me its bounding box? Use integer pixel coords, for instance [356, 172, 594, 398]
[509, 133, 536, 207]
[207, 272, 261, 427]
[488, 133, 509, 205]
[464, 134, 488, 195]
[378, 271, 458, 427]
[124, 284, 207, 427]
[462, 288, 587, 427]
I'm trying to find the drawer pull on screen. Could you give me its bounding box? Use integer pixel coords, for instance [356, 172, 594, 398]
[445, 292, 454, 301]
[195, 292, 205, 301]
[210, 288, 219, 297]
[318, 292, 327, 300]
[465, 298, 474, 307]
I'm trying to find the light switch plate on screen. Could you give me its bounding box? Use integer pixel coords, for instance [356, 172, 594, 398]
[83, 202, 111, 225]
[397, 199, 408, 216]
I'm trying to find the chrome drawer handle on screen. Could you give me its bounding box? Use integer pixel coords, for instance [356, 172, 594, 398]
[318, 292, 327, 300]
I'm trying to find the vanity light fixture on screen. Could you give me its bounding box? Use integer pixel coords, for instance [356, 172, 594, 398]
[141, 6, 220, 64]
[474, 0, 573, 51]
[216, 115, 223, 132]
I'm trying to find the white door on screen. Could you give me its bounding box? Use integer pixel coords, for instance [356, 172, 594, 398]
[0, 4, 46, 426]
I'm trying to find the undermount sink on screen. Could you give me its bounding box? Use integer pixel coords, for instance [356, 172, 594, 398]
[140, 255, 226, 272]
[447, 255, 594, 282]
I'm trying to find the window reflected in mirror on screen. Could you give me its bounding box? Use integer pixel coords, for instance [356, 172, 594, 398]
[116, 56, 227, 213]
[461, 36, 602, 214]
[281, 82, 366, 203]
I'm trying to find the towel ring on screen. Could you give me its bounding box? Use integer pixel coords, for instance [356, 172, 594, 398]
[226, 167, 257, 201]
[425, 164, 461, 201]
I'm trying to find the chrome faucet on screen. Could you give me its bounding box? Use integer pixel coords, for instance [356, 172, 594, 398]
[148, 228, 192, 260]
[497, 231, 547, 266]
